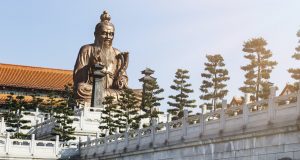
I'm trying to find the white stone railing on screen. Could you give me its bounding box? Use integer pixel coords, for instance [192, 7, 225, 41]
[27, 117, 56, 138]
[0, 108, 48, 136]
[29, 106, 108, 140]
[30, 105, 167, 141]
[0, 133, 79, 159]
[80, 87, 300, 157]
[0, 133, 62, 158]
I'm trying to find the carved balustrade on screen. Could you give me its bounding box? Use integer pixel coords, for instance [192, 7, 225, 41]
[80, 87, 300, 158]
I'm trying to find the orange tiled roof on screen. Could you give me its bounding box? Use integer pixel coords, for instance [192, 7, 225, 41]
[0, 63, 73, 91]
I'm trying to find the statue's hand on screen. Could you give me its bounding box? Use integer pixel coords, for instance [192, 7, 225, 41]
[90, 54, 102, 65]
[103, 70, 113, 78]
[115, 76, 128, 89]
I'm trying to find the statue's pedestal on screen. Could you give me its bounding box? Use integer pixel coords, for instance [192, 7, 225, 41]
[91, 64, 106, 108]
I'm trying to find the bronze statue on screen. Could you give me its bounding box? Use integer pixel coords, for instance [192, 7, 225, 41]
[73, 11, 128, 102]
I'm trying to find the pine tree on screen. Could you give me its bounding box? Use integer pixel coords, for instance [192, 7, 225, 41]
[42, 92, 58, 116]
[117, 88, 140, 132]
[288, 30, 300, 84]
[4, 94, 31, 139]
[2, 93, 16, 133]
[61, 83, 77, 108]
[239, 38, 277, 101]
[52, 102, 75, 142]
[52, 84, 76, 142]
[167, 69, 196, 120]
[29, 92, 43, 111]
[200, 54, 230, 111]
[99, 96, 119, 137]
[139, 68, 164, 126]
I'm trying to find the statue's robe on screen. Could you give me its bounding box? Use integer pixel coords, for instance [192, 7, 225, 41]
[73, 44, 128, 102]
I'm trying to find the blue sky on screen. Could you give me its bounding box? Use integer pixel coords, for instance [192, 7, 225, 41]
[1, 1, 300, 112]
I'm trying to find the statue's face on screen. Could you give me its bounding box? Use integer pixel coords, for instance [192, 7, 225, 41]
[97, 25, 114, 47]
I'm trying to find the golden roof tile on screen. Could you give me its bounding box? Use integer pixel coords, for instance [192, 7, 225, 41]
[0, 63, 73, 91]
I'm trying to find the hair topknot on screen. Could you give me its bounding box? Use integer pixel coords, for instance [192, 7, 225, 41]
[100, 10, 111, 23]
[94, 10, 115, 35]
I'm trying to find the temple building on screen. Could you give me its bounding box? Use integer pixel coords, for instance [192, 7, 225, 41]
[279, 83, 298, 96]
[0, 63, 73, 105]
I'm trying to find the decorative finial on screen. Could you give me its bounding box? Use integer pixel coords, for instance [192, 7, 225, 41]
[100, 10, 111, 23]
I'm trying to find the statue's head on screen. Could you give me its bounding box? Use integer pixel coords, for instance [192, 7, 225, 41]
[94, 11, 115, 47]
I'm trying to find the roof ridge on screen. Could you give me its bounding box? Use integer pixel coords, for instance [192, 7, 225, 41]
[0, 63, 72, 73]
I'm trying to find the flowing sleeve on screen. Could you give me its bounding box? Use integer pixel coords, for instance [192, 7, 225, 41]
[73, 45, 93, 87]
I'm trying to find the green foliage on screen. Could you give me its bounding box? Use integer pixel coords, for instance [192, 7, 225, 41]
[3, 94, 31, 139]
[52, 102, 75, 142]
[117, 88, 140, 132]
[167, 69, 196, 120]
[52, 84, 75, 142]
[139, 69, 164, 125]
[200, 54, 230, 111]
[239, 38, 277, 101]
[61, 83, 77, 108]
[40, 92, 58, 116]
[99, 96, 119, 137]
[28, 92, 44, 111]
[288, 30, 300, 81]
[99, 89, 140, 136]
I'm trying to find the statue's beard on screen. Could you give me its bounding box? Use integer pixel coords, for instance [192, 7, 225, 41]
[102, 40, 112, 48]
[93, 45, 114, 66]
[94, 38, 112, 48]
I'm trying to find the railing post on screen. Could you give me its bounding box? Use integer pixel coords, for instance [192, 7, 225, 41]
[5, 132, 10, 154]
[35, 108, 39, 124]
[182, 110, 188, 137]
[83, 106, 88, 117]
[78, 137, 82, 150]
[35, 107, 39, 115]
[31, 134, 35, 155]
[243, 93, 250, 129]
[96, 132, 100, 139]
[165, 122, 170, 143]
[268, 86, 277, 123]
[116, 127, 119, 134]
[41, 116, 44, 123]
[297, 87, 300, 118]
[125, 125, 129, 147]
[139, 121, 143, 129]
[220, 100, 227, 132]
[137, 129, 141, 147]
[105, 129, 109, 136]
[167, 114, 172, 122]
[104, 130, 109, 147]
[199, 105, 206, 136]
[87, 135, 91, 146]
[114, 134, 118, 151]
[55, 135, 59, 156]
[1, 117, 5, 134]
[202, 105, 207, 114]
[80, 111, 84, 130]
[151, 119, 157, 147]
[104, 133, 108, 152]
